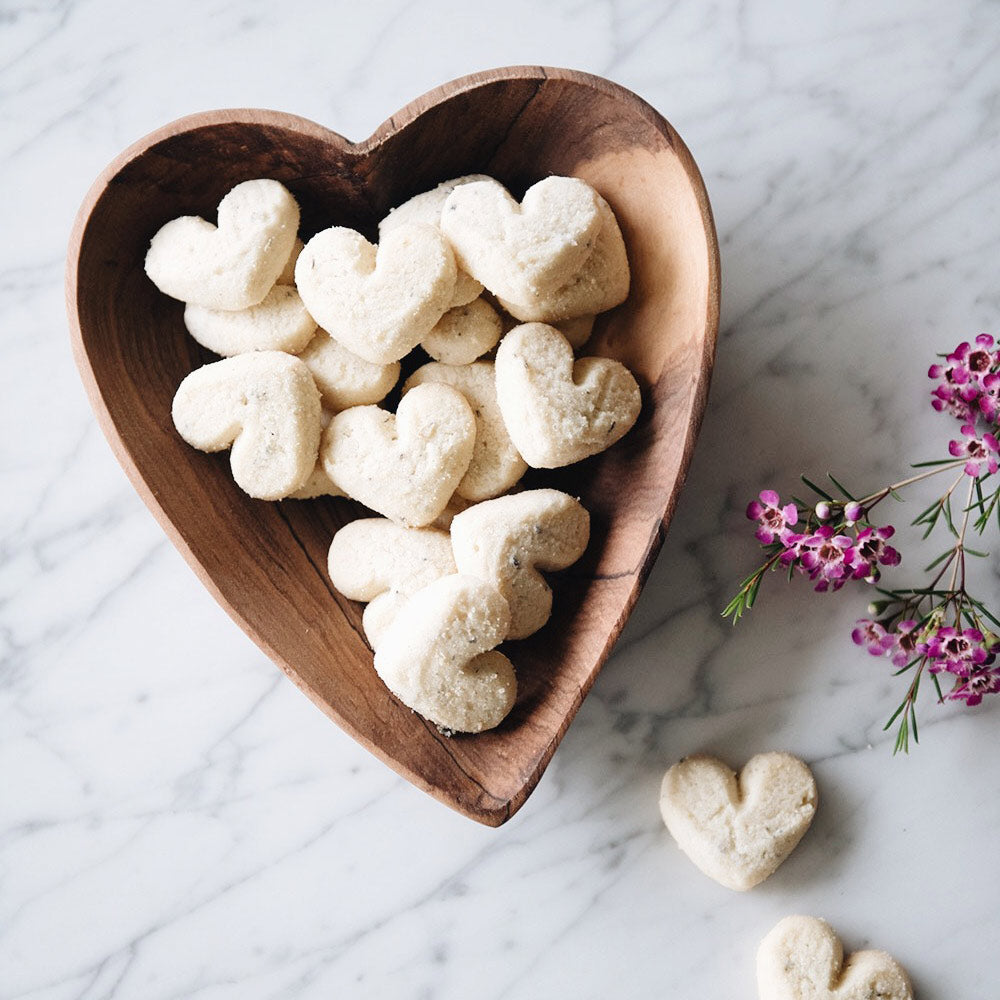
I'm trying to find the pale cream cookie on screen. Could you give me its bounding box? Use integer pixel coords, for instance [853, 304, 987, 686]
[295, 222, 457, 365]
[327, 517, 456, 649]
[374, 574, 516, 733]
[494, 322, 641, 468]
[320, 382, 475, 528]
[297, 327, 400, 412]
[659, 752, 818, 892]
[285, 409, 343, 499]
[450, 488, 589, 639]
[171, 351, 321, 500]
[496, 196, 629, 322]
[555, 313, 595, 350]
[183, 284, 317, 357]
[428, 493, 475, 531]
[286, 461, 344, 500]
[276, 236, 304, 285]
[379, 175, 490, 308]
[403, 361, 526, 502]
[421, 297, 503, 366]
[145, 178, 300, 311]
[441, 176, 603, 304]
[757, 916, 913, 1000]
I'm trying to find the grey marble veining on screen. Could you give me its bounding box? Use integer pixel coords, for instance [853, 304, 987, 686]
[2, 1, 999, 997]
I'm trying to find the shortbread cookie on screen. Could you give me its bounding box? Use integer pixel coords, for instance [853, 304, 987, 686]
[286, 460, 344, 500]
[297, 328, 400, 412]
[442, 176, 602, 304]
[374, 574, 516, 733]
[379, 175, 489, 308]
[555, 313, 595, 350]
[757, 916, 913, 1000]
[496, 196, 629, 322]
[145, 179, 299, 310]
[171, 351, 321, 500]
[404, 361, 527, 501]
[494, 323, 641, 468]
[295, 223, 457, 365]
[429, 493, 474, 531]
[450, 489, 589, 639]
[183, 284, 317, 357]
[321, 382, 475, 527]
[422, 297, 503, 366]
[659, 752, 817, 892]
[327, 518, 456, 649]
[276, 236, 304, 285]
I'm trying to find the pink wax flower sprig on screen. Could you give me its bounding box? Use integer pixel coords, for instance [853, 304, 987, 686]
[724, 334, 1000, 752]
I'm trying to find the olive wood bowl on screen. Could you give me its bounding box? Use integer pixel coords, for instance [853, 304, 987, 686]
[66, 66, 720, 826]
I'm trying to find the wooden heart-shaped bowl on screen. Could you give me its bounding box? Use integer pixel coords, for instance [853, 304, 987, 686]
[67, 67, 719, 826]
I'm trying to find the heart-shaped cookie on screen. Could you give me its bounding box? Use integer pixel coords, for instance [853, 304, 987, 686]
[441, 176, 602, 302]
[327, 518, 456, 649]
[145, 178, 299, 311]
[183, 284, 317, 357]
[171, 352, 321, 501]
[495, 195, 630, 322]
[495, 322, 642, 468]
[659, 752, 818, 891]
[374, 574, 516, 734]
[757, 916, 913, 1000]
[295, 223, 456, 364]
[450, 489, 590, 638]
[403, 361, 526, 501]
[379, 174, 489, 308]
[321, 382, 475, 528]
[296, 328, 400, 412]
[67, 68, 719, 824]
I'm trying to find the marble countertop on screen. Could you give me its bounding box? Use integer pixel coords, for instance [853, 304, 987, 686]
[4, 1, 999, 997]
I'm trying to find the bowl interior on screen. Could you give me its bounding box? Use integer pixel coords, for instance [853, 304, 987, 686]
[68, 69, 719, 825]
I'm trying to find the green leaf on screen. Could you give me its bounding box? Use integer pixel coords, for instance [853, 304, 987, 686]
[800, 476, 833, 501]
[827, 473, 857, 501]
[943, 496, 957, 536]
[932, 672, 944, 702]
[971, 602, 1000, 631]
[923, 549, 954, 573]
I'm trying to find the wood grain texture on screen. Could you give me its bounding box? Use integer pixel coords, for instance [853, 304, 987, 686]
[66, 66, 720, 826]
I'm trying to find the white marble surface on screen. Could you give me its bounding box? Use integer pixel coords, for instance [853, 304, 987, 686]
[3, 1, 999, 997]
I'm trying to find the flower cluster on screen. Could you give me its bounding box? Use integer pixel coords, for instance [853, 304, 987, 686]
[745, 492, 900, 592]
[853, 618, 999, 706]
[727, 332, 1000, 752]
[929, 334, 1000, 421]
[929, 335, 1000, 475]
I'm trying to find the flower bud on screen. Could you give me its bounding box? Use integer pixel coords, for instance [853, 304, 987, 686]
[844, 501, 864, 524]
[814, 501, 831, 521]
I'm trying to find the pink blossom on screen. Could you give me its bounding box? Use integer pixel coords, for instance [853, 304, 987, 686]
[746, 490, 799, 544]
[929, 336, 999, 422]
[925, 626, 991, 678]
[890, 619, 924, 668]
[852, 525, 901, 583]
[852, 619, 895, 657]
[843, 501, 864, 524]
[947, 665, 1000, 707]
[963, 334, 998, 381]
[948, 424, 1000, 477]
[979, 372, 1000, 423]
[931, 382, 980, 422]
[797, 526, 859, 592]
